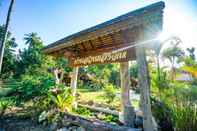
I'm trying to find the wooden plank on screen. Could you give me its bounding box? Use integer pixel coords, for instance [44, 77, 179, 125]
[88, 40, 95, 49]
[69, 49, 134, 67]
[80, 42, 87, 51]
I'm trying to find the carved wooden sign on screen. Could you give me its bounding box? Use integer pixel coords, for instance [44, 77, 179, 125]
[69, 48, 135, 67]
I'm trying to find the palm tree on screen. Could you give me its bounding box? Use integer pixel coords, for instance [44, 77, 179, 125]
[0, 0, 15, 73]
[24, 32, 42, 48]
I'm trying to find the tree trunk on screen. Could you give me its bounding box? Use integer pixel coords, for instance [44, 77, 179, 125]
[120, 62, 135, 127]
[136, 45, 155, 131]
[70, 67, 79, 108]
[0, 0, 15, 74]
[53, 69, 60, 85]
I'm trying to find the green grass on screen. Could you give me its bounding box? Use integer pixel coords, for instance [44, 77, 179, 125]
[77, 88, 139, 111]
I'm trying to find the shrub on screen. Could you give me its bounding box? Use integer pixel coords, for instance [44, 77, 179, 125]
[0, 97, 16, 116]
[18, 72, 55, 99]
[74, 107, 92, 117]
[49, 88, 73, 112]
[151, 97, 174, 131]
[103, 84, 116, 103]
[171, 101, 197, 131]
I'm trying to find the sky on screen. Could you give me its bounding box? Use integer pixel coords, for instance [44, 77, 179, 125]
[0, 0, 197, 50]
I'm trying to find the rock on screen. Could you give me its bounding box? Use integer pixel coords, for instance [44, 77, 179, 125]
[76, 127, 85, 131]
[62, 121, 71, 127]
[0, 128, 5, 131]
[50, 122, 58, 130]
[56, 127, 68, 131]
[68, 126, 78, 131]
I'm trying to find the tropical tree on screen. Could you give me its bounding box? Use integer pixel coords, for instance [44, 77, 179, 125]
[162, 39, 184, 80]
[51, 57, 72, 85]
[24, 33, 43, 49]
[0, 0, 15, 73]
[187, 47, 195, 60]
[16, 33, 44, 76]
[0, 26, 17, 79]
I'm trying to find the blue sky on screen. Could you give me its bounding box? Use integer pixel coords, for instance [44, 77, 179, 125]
[0, 0, 197, 49]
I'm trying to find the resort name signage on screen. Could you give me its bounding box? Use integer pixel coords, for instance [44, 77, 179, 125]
[70, 49, 134, 67]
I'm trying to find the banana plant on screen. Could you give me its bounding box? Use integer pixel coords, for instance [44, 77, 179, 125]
[50, 88, 73, 112]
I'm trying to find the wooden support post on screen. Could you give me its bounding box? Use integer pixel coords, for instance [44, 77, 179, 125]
[71, 67, 79, 108]
[120, 62, 135, 127]
[136, 44, 154, 131]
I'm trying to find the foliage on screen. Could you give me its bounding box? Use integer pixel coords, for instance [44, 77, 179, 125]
[151, 67, 170, 91]
[83, 64, 120, 88]
[103, 84, 116, 103]
[16, 32, 45, 76]
[186, 47, 195, 60]
[50, 88, 73, 112]
[162, 43, 184, 80]
[32, 96, 53, 113]
[171, 101, 197, 131]
[55, 57, 72, 74]
[38, 110, 62, 125]
[0, 26, 17, 79]
[162, 38, 184, 64]
[0, 97, 16, 116]
[74, 106, 92, 117]
[18, 70, 55, 99]
[151, 97, 174, 131]
[97, 113, 119, 123]
[156, 82, 197, 131]
[130, 62, 138, 79]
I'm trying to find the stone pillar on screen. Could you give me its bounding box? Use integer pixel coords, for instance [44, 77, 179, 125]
[120, 62, 135, 127]
[70, 67, 79, 108]
[136, 42, 154, 131]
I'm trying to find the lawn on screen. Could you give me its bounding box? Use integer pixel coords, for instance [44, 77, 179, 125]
[77, 88, 139, 111]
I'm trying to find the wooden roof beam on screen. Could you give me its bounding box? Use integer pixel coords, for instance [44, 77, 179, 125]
[88, 40, 95, 49]
[80, 42, 87, 51]
[109, 33, 117, 45]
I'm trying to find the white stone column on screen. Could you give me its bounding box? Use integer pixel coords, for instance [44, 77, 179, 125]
[120, 62, 135, 127]
[136, 34, 155, 131]
[70, 67, 79, 108]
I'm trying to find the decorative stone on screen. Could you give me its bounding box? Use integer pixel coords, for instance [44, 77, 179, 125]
[50, 122, 58, 131]
[0, 128, 5, 131]
[56, 127, 68, 131]
[76, 127, 85, 131]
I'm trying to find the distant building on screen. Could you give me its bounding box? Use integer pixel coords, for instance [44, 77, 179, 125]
[176, 71, 193, 82]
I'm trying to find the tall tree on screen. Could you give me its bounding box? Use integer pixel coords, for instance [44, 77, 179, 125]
[24, 33, 43, 48]
[162, 39, 184, 80]
[0, 0, 15, 73]
[16, 33, 44, 76]
[0, 26, 17, 79]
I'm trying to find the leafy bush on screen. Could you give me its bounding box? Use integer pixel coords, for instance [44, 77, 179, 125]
[74, 107, 92, 117]
[50, 88, 73, 112]
[103, 84, 116, 103]
[171, 102, 197, 131]
[18, 71, 55, 99]
[151, 97, 174, 131]
[98, 113, 119, 123]
[0, 97, 16, 116]
[152, 67, 170, 91]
